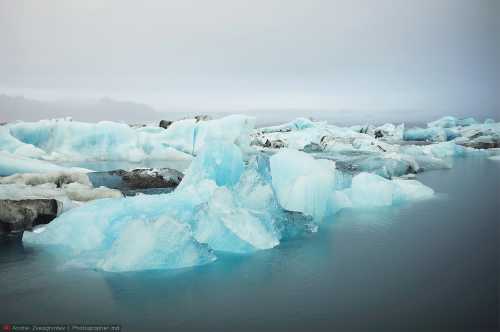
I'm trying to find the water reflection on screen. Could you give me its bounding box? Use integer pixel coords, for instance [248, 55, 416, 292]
[1, 157, 498, 330]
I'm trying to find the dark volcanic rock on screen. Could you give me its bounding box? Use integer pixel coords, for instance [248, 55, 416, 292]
[302, 142, 323, 153]
[159, 120, 173, 129]
[458, 139, 500, 149]
[194, 115, 212, 122]
[270, 140, 286, 149]
[0, 199, 61, 239]
[88, 168, 184, 195]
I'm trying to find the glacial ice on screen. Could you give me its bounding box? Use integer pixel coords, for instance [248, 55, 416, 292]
[259, 117, 317, 133]
[270, 149, 337, 220]
[97, 217, 216, 272]
[427, 116, 478, 128]
[0, 115, 255, 164]
[403, 127, 448, 142]
[23, 141, 280, 271]
[347, 172, 434, 208]
[0, 151, 90, 176]
[13, 114, 499, 272]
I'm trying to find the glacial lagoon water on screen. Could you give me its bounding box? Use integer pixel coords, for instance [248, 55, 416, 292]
[1, 156, 498, 331]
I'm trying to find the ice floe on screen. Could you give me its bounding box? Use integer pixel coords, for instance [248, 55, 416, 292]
[2, 114, 496, 271]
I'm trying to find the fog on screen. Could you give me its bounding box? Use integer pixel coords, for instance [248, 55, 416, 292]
[0, 0, 499, 121]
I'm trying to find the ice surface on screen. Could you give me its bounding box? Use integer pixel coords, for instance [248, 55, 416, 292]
[0, 171, 91, 186]
[24, 140, 279, 271]
[1, 115, 255, 163]
[97, 217, 216, 272]
[427, 116, 478, 128]
[17, 115, 499, 272]
[179, 141, 244, 188]
[259, 117, 317, 133]
[159, 115, 255, 155]
[194, 187, 280, 253]
[0, 151, 90, 176]
[403, 127, 448, 142]
[270, 149, 337, 220]
[347, 172, 434, 208]
[0, 181, 122, 212]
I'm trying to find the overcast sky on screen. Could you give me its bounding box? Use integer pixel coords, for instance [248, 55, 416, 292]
[0, 0, 499, 115]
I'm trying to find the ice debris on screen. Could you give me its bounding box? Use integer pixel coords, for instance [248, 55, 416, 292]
[13, 114, 499, 272]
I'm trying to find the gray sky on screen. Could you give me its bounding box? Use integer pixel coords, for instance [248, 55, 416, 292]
[0, 0, 499, 115]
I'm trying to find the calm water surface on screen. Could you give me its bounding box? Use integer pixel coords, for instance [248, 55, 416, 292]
[1, 157, 499, 331]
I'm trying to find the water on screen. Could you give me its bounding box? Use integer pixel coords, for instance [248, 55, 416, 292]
[1, 157, 499, 331]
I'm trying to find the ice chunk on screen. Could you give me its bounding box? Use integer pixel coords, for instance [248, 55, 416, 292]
[374, 123, 405, 140]
[356, 153, 419, 178]
[0, 171, 91, 186]
[0, 126, 47, 158]
[404, 127, 448, 142]
[97, 217, 216, 272]
[162, 115, 256, 155]
[425, 142, 466, 158]
[348, 172, 434, 208]
[2, 116, 253, 162]
[427, 116, 459, 128]
[179, 141, 244, 188]
[0, 151, 90, 176]
[0, 181, 122, 212]
[62, 182, 123, 202]
[270, 149, 336, 220]
[194, 187, 280, 253]
[392, 179, 435, 202]
[23, 140, 280, 271]
[259, 117, 317, 133]
[350, 172, 394, 207]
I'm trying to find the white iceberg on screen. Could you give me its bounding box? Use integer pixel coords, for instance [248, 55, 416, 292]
[270, 149, 337, 220]
[1, 115, 255, 163]
[23, 141, 281, 271]
[0, 151, 90, 176]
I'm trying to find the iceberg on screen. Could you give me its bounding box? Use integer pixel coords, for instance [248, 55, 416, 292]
[345, 172, 434, 208]
[1, 115, 255, 163]
[427, 116, 477, 128]
[97, 217, 216, 272]
[16, 114, 497, 273]
[194, 187, 280, 253]
[259, 117, 317, 133]
[0, 151, 90, 176]
[403, 127, 448, 142]
[23, 141, 280, 271]
[270, 149, 337, 220]
[159, 114, 255, 155]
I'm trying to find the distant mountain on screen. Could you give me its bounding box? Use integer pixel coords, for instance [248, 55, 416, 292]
[0, 94, 162, 123]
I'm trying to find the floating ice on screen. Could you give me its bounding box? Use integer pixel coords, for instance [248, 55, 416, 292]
[427, 116, 477, 128]
[403, 127, 448, 142]
[270, 149, 337, 220]
[160, 115, 255, 155]
[1, 115, 255, 163]
[347, 172, 434, 208]
[0, 171, 91, 186]
[23, 140, 280, 271]
[16, 115, 499, 272]
[259, 117, 317, 133]
[179, 141, 244, 188]
[194, 187, 280, 253]
[0, 151, 90, 176]
[97, 217, 216, 272]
